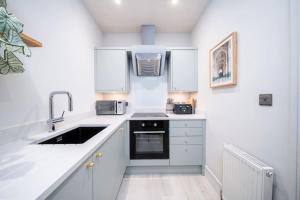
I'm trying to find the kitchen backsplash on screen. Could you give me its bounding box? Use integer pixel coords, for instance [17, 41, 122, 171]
[95, 92, 197, 113]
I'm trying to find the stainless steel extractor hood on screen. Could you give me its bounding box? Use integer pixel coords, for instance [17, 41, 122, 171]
[131, 25, 166, 77]
[136, 53, 162, 76]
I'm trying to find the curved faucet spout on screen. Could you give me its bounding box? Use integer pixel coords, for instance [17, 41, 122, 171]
[48, 91, 73, 132]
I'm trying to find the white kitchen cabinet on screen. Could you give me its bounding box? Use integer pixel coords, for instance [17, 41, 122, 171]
[170, 120, 203, 128]
[170, 127, 203, 137]
[170, 136, 203, 145]
[95, 48, 129, 92]
[170, 145, 203, 166]
[47, 124, 126, 200]
[93, 125, 126, 200]
[47, 157, 93, 200]
[169, 120, 205, 166]
[168, 49, 198, 92]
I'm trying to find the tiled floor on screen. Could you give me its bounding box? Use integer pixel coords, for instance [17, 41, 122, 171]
[116, 174, 219, 200]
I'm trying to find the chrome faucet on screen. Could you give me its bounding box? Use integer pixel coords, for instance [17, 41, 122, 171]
[47, 91, 73, 132]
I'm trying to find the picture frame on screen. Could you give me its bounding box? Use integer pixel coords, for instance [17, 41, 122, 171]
[209, 32, 237, 88]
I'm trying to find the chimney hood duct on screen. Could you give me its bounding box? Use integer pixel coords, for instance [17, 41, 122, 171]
[131, 25, 166, 77]
[141, 25, 156, 45]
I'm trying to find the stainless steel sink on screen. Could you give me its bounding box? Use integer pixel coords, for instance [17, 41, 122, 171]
[38, 126, 107, 144]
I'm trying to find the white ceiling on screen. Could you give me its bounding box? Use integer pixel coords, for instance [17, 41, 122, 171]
[82, 0, 209, 32]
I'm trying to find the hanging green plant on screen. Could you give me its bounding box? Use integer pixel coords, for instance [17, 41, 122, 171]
[0, 0, 31, 75]
[0, 0, 6, 8]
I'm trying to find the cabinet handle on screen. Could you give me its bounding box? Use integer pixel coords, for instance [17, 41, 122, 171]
[95, 152, 103, 158]
[185, 141, 188, 144]
[86, 162, 94, 169]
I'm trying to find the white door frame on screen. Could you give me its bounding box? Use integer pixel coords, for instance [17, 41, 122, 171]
[292, 0, 300, 198]
[297, 40, 300, 199]
[290, 0, 300, 199]
[296, 62, 300, 197]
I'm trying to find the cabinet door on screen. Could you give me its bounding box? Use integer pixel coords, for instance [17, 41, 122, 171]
[117, 125, 127, 183]
[170, 49, 198, 92]
[47, 158, 93, 200]
[170, 136, 203, 145]
[114, 125, 127, 198]
[170, 145, 203, 166]
[93, 126, 126, 200]
[93, 133, 116, 200]
[170, 120, 203, 128]
[170, 127, 203, 137]
[95, 49, 128, 92]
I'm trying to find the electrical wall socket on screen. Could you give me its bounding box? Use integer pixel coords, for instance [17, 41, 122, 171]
[259, 94, 272, 106]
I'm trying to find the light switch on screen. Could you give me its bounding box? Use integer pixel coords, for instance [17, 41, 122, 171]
[259, 94, 272, 106]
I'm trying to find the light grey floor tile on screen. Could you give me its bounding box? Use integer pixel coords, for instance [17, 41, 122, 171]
[116, 174, 219, 200]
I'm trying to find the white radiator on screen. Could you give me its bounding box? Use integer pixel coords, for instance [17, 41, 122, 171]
[222, 145, 274, 200]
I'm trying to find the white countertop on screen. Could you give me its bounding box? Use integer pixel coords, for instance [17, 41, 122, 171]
[0, 113, 206, 200]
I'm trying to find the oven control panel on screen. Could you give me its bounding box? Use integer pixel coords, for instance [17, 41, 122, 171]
[130, 120, 168, 131]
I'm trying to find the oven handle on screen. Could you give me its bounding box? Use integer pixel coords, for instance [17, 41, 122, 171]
[133, 131, 166, 134]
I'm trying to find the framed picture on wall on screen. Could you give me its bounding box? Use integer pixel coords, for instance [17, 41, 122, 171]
[209, 32, 237, 88]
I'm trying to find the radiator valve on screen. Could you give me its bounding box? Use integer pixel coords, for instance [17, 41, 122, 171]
[266, 171, 273, 177]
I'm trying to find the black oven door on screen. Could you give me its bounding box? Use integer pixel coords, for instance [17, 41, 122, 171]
[130, 121, 169, 159]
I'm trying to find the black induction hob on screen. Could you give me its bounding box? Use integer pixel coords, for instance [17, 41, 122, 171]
[131, 112, 168, 118]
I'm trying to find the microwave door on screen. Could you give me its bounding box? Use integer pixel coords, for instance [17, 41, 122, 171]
[98, 101, 117, 114]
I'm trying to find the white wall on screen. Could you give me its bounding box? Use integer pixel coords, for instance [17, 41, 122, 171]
[0, 0, 102, 129]
[192, 0, 296, 200]
[99, 32, 193, 111]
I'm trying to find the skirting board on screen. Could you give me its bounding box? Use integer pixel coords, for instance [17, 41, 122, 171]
[205, 165, 222, 195]
[126, 166, 202, 175]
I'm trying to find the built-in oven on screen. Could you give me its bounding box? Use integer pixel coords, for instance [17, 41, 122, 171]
[130, 120, 169, 159]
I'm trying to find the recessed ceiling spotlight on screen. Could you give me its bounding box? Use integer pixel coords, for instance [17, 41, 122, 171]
[171, 0, 179, 5]
[115, 0, 121, 5]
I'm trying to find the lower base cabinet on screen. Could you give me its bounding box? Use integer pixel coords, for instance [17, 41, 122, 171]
[46, 120, 205, 199]
[47, 156, 93, 200]
[170, 144, 203, 166]
[47, 124, 126, 200]
[93, 125, 126, 200]
[169, 120, 205, 166]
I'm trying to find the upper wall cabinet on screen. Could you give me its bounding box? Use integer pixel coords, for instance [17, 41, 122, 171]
[95, 48, 130, 92]
[168, 48, 198, 92]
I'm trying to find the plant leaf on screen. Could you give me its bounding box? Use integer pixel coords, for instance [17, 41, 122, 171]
[0, 0, 7, 8]
[0, 56, 9, 74]
[0, 7, 23, 34]
[0, 7, 31, 57]
[4, 29, 31, 56]
[7, 50, 24, 72]
[0, 50, 24, 75]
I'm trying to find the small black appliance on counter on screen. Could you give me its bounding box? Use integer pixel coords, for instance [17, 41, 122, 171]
[173, 104, 193, 114]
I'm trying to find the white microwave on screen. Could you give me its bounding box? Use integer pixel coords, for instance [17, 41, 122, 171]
[96, 100, 127, 115]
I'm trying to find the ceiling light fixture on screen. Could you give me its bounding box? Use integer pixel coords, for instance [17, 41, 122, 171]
[171, 0, 179, 5]
[115, 0, 121, 5]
